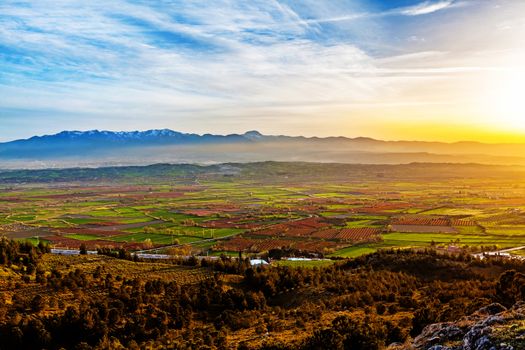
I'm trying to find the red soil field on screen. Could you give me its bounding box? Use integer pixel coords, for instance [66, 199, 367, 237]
[392, 218, 450, 226]
[251, 239, 295, 251]
[183, 209, 220, 216]
[391, 225, 458, 233]
[311, 229, 339, 239]
[294, 241, 339, 252]
[46, 235, 146, 250]
[30, 193, 99, 200]
[248, 218, 329, 238]
[335, 228, 381, 242]
[291, 217, 329, 229]
[215, 237, 338, 253]
[214, 237, 255, 251]
[56, 228, 129, 237]
[451, 219, 477, 226]
[250, 226, 287, 236]
[0, 197, 30, 202]
[75, 222, 121, 228]
[282, 228, 317, 237]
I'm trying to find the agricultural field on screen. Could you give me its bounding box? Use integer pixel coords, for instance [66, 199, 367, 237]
[39, 254, 213, 285]
[1, 162, 525, 258]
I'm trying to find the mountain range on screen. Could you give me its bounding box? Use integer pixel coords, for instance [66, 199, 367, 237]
[1, 129, 525, 169]
[0, 129, 262, 156]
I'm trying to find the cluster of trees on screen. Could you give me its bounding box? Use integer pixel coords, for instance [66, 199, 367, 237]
[1, 241, 525, 349]
[97, 247, 141, 261]
[0, 264, 262, 348]
[495, 269, 525, 307]
[302, 315, 401, 350]
[0, 237, 49, 272]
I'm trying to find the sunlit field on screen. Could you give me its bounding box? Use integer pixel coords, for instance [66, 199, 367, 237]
[2, 162, 525, 258]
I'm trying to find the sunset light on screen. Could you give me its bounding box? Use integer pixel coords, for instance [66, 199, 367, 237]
[3, 2, 525, 348]
[1, 0, 525, 143]
[489, 70, 525, 131]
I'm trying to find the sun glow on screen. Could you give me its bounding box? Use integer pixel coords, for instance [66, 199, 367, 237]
[481, 69, 525, 133]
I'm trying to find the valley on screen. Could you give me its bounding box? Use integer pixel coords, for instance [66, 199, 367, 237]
[1, 162, 525, 261]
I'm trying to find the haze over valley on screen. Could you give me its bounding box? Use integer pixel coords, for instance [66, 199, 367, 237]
[2, 129, 525, 169]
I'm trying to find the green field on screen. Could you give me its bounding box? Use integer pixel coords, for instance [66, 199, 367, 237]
[329, 245, 379, 258]
[422, 208, 485, 216]
[64, 234, 103, 241]
[381, 232, 525, 248]
[109, 233, 202, 245]
[1, 162, 525, 258]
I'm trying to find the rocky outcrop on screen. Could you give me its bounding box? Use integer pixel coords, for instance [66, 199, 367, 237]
[409, 303, 525, 350]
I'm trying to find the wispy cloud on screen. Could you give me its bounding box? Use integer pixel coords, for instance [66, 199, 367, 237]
[299, 0, 460, 26]
[401, 1, 456, 16]
[0, 0, 523, 141]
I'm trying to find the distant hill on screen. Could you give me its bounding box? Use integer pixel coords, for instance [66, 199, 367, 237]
[1, 162, 523, 184]
[0, 129, 255, 158]
[1, 129, 525, 168]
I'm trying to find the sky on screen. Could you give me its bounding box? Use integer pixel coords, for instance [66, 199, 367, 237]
[1, 0, 525, 143]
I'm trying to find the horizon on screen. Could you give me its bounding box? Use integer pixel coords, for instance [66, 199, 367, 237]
[1, 0, 525, 143]
[3, 127, 525, 145]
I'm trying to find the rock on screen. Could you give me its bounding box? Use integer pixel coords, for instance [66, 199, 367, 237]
[473, 335, 491, 350]
[463, 325, 491, 350]
[413, 323, 464, 349]
[412, 302, 521, 350]
[481, 316, 504, 327]
[476, 303, 507, 316]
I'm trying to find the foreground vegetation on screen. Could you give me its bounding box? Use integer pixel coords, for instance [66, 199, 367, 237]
[2, 238, 525, 349]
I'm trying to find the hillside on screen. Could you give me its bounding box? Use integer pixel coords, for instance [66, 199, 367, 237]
[2, 130, 525, 169]
[2, 238, 525, 349]
[1, 161, 524, 183]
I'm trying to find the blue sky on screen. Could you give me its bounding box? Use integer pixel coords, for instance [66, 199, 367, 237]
[1, 0, 524, 142]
